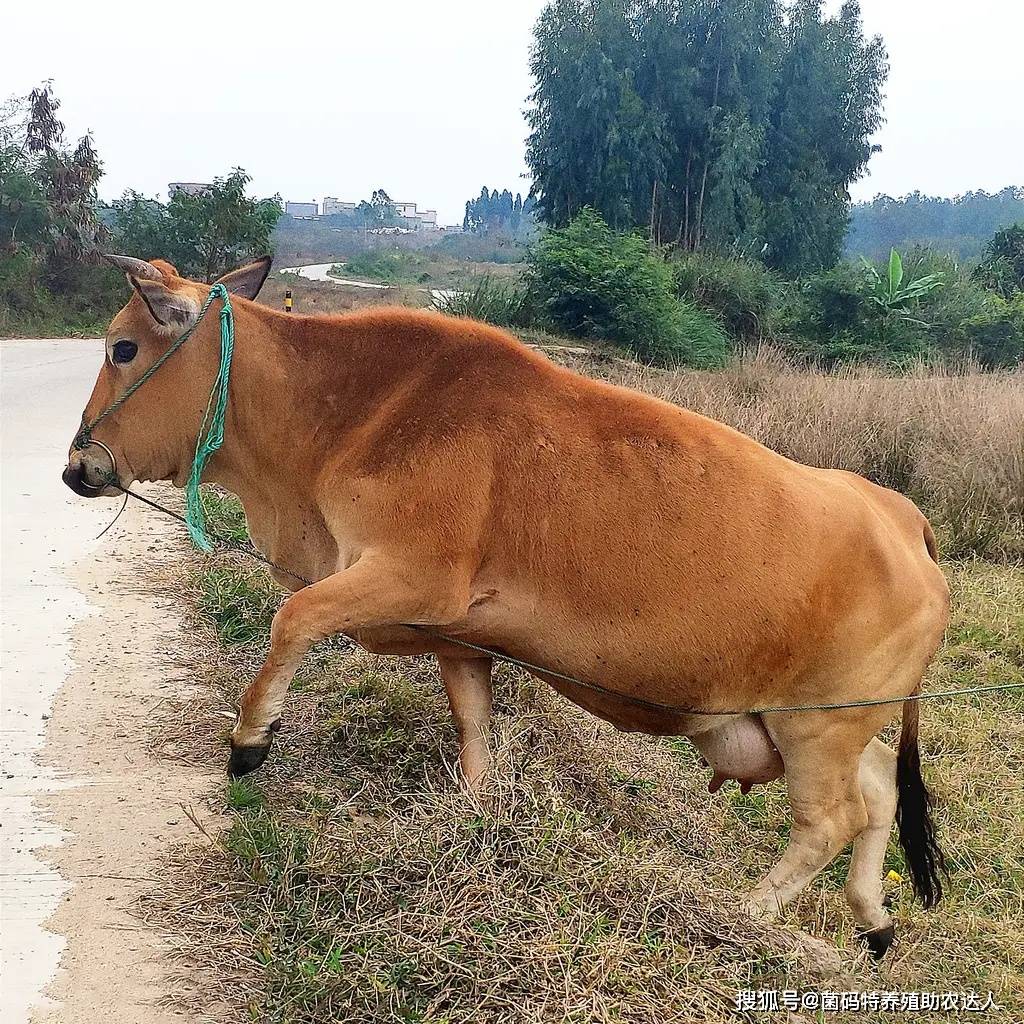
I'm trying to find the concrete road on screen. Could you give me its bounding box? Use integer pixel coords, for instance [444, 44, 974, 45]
[1, 340, 110, 1021]
[2, 338, 218, 1024]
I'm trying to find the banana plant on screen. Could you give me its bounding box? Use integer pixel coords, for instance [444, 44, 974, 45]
[861, 249, 945, 326]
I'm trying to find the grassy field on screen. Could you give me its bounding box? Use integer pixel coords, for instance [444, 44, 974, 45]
[327, 250, 521, 289]
[146, 348, 1023, 1023]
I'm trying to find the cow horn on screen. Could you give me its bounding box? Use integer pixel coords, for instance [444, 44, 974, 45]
[103, 254, 164, 281]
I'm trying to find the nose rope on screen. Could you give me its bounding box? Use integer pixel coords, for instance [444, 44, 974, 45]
[74, 283, 233, 552]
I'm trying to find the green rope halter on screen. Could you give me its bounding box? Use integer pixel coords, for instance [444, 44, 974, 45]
[74, 282, 234, 552]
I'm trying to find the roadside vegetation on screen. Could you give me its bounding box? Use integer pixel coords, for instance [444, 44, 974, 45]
[1, 85, 280, 336]
[154, 351, 1024, 1023]
[434, 211, 1024, 369]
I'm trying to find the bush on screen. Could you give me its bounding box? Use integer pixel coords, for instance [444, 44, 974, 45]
[0, 250, 124, 337]
[527, 209, 729, 367]
[955, 293, 1024, 368]
[776, 248, 1023, 367]
[432, 276, 533, 329]
[904, 249, 1023, 366]
[974, 223, 1024, 299]
[671, 252, 786, 343]
[331, 250, 417, 283]
[795, 263, 869, 337]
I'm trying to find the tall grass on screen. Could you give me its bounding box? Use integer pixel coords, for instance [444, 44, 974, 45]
[432, 276, 533, 328]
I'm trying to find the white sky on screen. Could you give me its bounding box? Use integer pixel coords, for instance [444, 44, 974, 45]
[5, 1, 1022, 225]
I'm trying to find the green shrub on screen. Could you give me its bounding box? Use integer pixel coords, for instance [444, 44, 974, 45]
[781, 250, 1005, 366]
[955, 293, 1024, 367]
[0, 251, 123, 337]
[527, 209, 729, 367]
[330, 250, 417, 283]
[671, 252, 785, 342]
[974, 223, 1024, 299]
[432, 276, 533, 329]
[902, 249, 1022, 364]
[796, 263, 869, 336]
[778, 262, 876, 363]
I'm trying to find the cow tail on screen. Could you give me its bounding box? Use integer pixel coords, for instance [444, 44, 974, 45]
[896, 696, 946, 908]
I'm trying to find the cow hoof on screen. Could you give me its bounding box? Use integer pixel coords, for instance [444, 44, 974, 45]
[860, 923, 896, 960]
[228, 740, 272, 778]
[268, 718, 282, 733]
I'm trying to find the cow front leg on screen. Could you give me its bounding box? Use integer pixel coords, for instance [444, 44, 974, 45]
[438, 655, 493, 796]
[228, 555, 467, 777]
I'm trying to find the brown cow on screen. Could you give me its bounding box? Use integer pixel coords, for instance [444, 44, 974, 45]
[64, 255, 950, 957]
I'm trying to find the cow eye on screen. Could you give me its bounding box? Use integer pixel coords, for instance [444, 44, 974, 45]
[112, 339, 138, 364]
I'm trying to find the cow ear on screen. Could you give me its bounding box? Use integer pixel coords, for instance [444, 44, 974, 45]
[130, 277, 199, 330]
[215, 256, 272, 300]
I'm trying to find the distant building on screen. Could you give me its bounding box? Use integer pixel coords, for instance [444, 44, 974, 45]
[393, 201, 439, 230]
[322, 197, 358, 216]
[168, 181, 211, 198]
[285, 201, 318, 218]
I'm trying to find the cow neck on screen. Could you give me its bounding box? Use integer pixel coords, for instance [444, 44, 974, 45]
[197, 299, 317, 511]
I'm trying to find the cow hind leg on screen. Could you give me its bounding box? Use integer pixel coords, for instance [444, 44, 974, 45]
[438, 655, 493, 797]
[746, 712, 878, 923]
[845, 737, 899, 957]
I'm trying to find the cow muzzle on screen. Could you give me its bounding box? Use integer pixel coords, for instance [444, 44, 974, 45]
[63, 438, 120, 498]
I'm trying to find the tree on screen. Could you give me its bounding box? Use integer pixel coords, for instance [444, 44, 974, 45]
[846, 188, 1024, 262]
[165, 170, 281, 281]
[526, 0, 888, 272]
[371, 188, 396, 224]
[0, 84, 105, 283]
[975, 223, 1024, 299]
[0, 140, 48, 255]
[757, 0, 887, 272]
[107, 190, 170, 261]
[463, 186, 536, 235]
[111, 170, 282, 282]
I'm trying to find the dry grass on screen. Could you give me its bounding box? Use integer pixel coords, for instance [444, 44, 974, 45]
[141, 353, 1024, 1023]
[258, 274, 430, 318]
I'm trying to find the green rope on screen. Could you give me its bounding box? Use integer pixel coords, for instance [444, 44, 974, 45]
[75, 282, 233, 553]
[184, 286, 234, 551]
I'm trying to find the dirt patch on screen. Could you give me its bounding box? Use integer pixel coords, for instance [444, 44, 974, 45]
[31, 495, 223, 1024]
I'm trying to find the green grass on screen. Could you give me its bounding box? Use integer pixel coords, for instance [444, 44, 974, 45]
[431, 275, 532, 328]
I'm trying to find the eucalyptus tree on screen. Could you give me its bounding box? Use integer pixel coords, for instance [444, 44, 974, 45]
[526, 0, 888, 272]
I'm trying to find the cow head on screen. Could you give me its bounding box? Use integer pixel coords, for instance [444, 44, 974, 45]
[62, 255, 271, 498]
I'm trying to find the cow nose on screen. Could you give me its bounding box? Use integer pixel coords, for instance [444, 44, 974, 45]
[62, 462, 92, 497]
